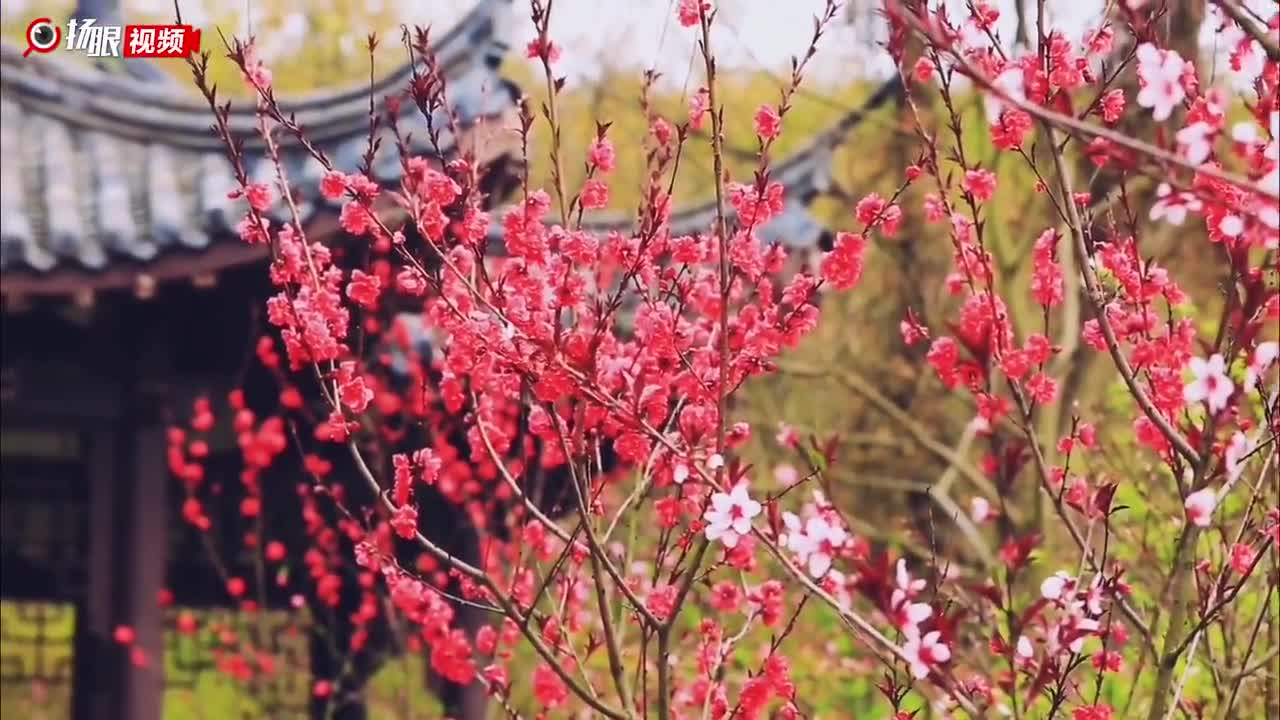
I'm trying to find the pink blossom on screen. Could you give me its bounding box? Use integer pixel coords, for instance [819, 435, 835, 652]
[243, 183, 273, 212]
[963, 169, 997, 201]
[320, 170, 349, 200]
[1229, 543, 1256, 575]
[647, 584, 678, 621]
[336, 362, 372, 414]
[1026, 372, 1059, 405]
[1100, 89, 1126, 123]
[345, 269, 381, 309]
[1183, 354, 1233, 413]
[587, 137, 616, 173]
[1224, 431, 1254, 482]
[391, 504, 418, 539]
[902, 626, 951, 679]
[236, 214, 270, 244]
[913, 57, 935, 83]
[1040, 571, 1073, 600]
[1244, 341, 1278, 392]
[754, 104, 782, 140]
[339, 201, 373, 236]
[704, 484, 761, 548]
[1175, 122, 1214, 165]
[678, 0, 706, 27]
[1148, 183, 1203, 225]
[525, 38, 561, 64]
[781, 511, 847, 578]
[672, 462, 690, 485]
[890, 559, 931, 630]
[532, 664, 568, 708]
[1184, 487, 1217, 527]
[1136, 43, 1188, 122]
[820, 232, 866, 290]
[773, 464, 798, 486]
[688, 88, 710, 131]
[969, 496, 992, 523]
[580, 179, 609, 210]
[1016, 635, 1035, 661]
[1073, 703, 1115, 720]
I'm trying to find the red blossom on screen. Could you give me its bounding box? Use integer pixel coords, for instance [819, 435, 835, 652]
[963, 168, 997, 201]
[345, 269, 382, 309]
[320, 170, 348, 200]
[754, 104, 782, 140]
[532, 664, 568, 708]
[820, 232, 867, 290]
[579, 178, 609, 209]
[678, 0, 707, 27]
[588, 137, 616, 172]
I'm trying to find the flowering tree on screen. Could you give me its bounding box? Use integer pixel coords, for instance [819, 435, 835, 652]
[162, 0, 1280, 717]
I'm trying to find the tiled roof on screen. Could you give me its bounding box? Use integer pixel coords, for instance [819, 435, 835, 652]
[0, 0, 520, 284]
[1, 0, 902, 298]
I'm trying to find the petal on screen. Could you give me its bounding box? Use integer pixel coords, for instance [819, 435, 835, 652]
[908, 603, 933, 624]
[1189, 356, 1209, 376]
[1136, 42, 1160, 67]
[711, 493, 733, 513]
[805, 516, 827, 539]
[1256, 342, 1279, 366]
[809, 553, 832, 578]
[720, 531, 740, 549]
[1184, 381, 1208, 404]
[783, 512, 801, 532]
[896, 559, 910, 589]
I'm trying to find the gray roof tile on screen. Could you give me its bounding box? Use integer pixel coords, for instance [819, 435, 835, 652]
[0, 0, 519, 280]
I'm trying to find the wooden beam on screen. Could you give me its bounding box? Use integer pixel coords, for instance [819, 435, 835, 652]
[0, 241, 270, 298]
[74, 428, 122, 720]
[119, 426, 167, 720]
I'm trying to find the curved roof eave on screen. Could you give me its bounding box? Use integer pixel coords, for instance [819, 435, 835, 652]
[0, 0, 524, 287]
[0, 0, 516, 151]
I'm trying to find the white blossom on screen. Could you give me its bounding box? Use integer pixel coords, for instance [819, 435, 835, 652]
[1040, 571, 1073, 601]
[1185, 487, 1217, 527]
[1135, 43, 1188, 121]
[1244, 341, 1278, 393]
[1184, 354, 1234, 413]
[1149, 183, 1203, 225]
[703, 484, 761, 548]
[1175, 122, 1214, 165]
[902, 627, 951, 679]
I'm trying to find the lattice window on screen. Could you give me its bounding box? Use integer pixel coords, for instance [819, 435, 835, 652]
[163, 607, 311, 718]
[0, 601, 75, 719]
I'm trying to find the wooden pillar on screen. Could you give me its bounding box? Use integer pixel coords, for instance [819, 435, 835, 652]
[74, 428, 121, 720]
[119, 426, 168, 720]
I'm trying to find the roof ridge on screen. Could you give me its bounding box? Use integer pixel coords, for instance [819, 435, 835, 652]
[0, 0, 514, 148]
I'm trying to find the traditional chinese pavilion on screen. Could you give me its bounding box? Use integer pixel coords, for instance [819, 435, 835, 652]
[0, 0, 900, 714]
[0, 0, 522, 717]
